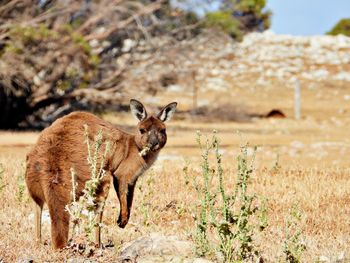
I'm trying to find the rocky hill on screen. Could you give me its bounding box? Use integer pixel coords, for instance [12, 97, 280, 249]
[122, 30, 350, 101]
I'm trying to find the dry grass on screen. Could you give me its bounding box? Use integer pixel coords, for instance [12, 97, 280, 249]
[1, 131, 350, 262]
[1, 83, 350, 262]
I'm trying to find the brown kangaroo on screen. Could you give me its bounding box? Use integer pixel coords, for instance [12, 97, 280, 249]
[25, 99, 177, 249]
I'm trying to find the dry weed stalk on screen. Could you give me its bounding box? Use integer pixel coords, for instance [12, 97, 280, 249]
[65, 125, 110, 247]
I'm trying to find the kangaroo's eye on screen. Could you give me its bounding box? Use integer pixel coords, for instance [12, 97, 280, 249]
[139, 128, 146, 134]
[160, 129, 166, 135]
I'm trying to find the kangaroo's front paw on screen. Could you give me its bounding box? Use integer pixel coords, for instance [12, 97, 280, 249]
[117, 215, 128, 228]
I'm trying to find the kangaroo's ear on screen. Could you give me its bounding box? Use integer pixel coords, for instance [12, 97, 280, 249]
[157, 102, 177, 122]
[130, 99, 147, 121]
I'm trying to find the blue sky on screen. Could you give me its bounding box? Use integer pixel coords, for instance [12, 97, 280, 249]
[171, 0, 350, 35]
[267, 0, 350, 35]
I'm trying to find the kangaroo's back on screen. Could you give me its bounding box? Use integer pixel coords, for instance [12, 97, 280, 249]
[26, 111, 125, 195]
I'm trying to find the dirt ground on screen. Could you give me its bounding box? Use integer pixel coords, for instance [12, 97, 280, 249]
[1, 82, 350, 262]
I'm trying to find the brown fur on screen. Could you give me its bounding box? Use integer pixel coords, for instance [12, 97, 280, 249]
[25, 100, 177, 249]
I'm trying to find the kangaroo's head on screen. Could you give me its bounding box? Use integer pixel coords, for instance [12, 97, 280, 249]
[130, 99, 177, 154]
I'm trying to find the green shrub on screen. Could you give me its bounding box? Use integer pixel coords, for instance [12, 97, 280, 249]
[16, 170, 26, 202]
[201, 0, 271, 39]
[327, 18, 350, 37]
[283, 203, 306, 263]
[235, 0, 271, 30]
[9, 24, 58, 45]
[202, 12, 242, 39]
[191, 131, 267, 261]
[137, 171, 156, 227]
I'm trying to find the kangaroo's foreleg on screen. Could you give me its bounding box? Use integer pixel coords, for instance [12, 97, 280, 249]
[113, 176, 134, 228]
[126, 183, 135, 217]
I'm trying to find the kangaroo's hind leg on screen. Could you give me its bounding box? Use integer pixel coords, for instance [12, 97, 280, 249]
[35, 200, 44, 244]
[25, 167, 45, 245]
[95, 177, 111, 247]
[45, 182, 71, 249]
[47, 201, 70, 249]
[95, 210, 103, 247]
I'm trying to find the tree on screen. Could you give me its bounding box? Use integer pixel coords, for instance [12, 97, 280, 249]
[202, 0, 271, 39]
[0, 0, 199, 129]
[0, 0, 271, 129]
[327, 18, 350, 37]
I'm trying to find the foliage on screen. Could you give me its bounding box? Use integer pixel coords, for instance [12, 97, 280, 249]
[8, 24, 58, 46]
[233, 0, 271, 32]
[283, 203, 306, 263]
[65, 125, 110, 244]
[203, 12, 242, 39]
[0, 0, 200, 129]
[15, 170, 26, 202]
[138, 171, 156, 226]
[6, 23, 99, 85]
[327, 18, 350, 37]
[191, 131, 267, 261]
[201, 0, 271, 38]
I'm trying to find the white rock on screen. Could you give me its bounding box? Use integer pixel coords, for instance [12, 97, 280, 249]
[119, 233, 195, 262]
[89, 39, 99, 48]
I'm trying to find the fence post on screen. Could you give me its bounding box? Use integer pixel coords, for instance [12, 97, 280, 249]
[192, 70, 198, 109]
[294, 79, 301, 120]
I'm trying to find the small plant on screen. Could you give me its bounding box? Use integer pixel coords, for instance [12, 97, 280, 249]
[9, 24, 58, 45]
[192, 131, 267, 261]
[65, 125, 110, 246]
[16, 170, 26, 202]
[271, 153, 281, 173]
[259, 198, 268, 232]
[138, 170, 156, 226]
[283, 203, 306, 263]
[139, 199, 151, 226]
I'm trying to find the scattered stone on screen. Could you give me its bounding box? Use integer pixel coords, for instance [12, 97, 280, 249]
[192, 258, 215, 263]
[119, 233, 195, 262]
[17, 257, 34, 263]
[66, 258, 98, 263]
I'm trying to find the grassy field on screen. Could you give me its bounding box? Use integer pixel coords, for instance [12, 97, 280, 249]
[0, 83, 350, 262]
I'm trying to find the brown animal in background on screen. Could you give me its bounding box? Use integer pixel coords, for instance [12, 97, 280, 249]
[25, 99, 177, 249]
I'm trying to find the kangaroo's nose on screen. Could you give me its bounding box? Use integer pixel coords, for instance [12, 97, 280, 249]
[149, 135, 159, 149]
[150, 138, 158, 147]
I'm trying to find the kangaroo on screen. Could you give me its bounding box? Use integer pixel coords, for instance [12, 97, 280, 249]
[25, 99, 177, 249]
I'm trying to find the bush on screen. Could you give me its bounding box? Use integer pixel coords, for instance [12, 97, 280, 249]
[327, 18, 350, 37]
[190, 131, 267, 261]
[233, 0, 271, 32]
[65, 125, 110, 250]
[283, 203, 306, 263]
[202, 12, 242, 39]
[201, 0, 271, 39]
